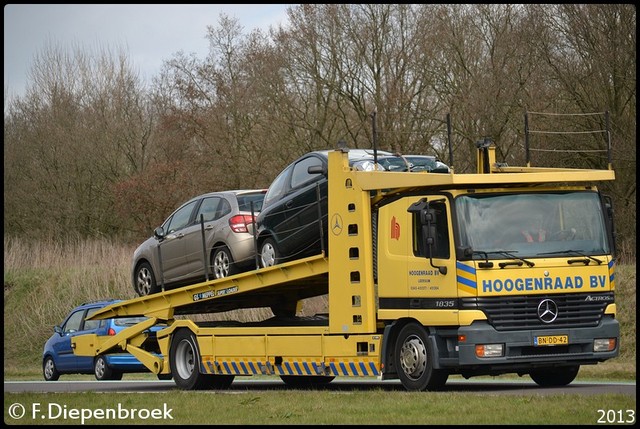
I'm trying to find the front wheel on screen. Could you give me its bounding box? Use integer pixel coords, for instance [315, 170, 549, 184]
[530, 365, 580, 387]
[43, 356, 60, 381]
[260, 238, 280, 268]
[394, 323, 448, 391]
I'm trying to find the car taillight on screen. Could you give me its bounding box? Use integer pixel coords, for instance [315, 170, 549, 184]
[229, 215, 255, 233]
[108, 327, 116, 336]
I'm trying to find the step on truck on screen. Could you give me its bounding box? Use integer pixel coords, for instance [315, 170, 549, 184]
[73, 135, 619, 391]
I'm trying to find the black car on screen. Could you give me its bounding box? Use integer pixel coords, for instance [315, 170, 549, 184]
[375, 154, 450, 173]
[255, 149, 392, 268]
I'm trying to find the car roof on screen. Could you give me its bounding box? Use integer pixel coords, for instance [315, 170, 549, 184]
[378, 154, 437, 159]
[311, 148, 394, 160]
[74, 299, 121, 310]
[180, 189, 267, 204]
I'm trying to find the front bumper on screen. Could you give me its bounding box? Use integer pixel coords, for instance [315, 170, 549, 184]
[450, 316, 619, 370]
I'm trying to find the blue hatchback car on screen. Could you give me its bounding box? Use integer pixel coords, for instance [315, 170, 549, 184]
[42, 299, 168, 381]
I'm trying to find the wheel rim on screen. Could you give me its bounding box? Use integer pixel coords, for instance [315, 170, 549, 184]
[95, 357, 106, 379]
[44, 359, 55, 379]
[261, 242, 276, 267]
[399, 335, 427, 380]
[213, 250, 230, 278]
[175, 339, 196, 381]
[136, 266, 153, 295]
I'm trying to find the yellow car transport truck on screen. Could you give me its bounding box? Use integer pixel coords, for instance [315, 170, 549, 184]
[73, 142, 619, 391]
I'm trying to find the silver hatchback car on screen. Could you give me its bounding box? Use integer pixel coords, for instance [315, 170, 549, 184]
[132, 189, 266, 296]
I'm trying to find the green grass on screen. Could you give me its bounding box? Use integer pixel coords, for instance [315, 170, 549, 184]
[4, 390, 636, 425]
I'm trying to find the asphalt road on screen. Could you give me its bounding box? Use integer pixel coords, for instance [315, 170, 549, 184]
[4, 378, 636, 395]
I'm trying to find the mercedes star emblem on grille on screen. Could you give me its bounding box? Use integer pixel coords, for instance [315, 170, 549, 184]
[537, 299, 559, 323]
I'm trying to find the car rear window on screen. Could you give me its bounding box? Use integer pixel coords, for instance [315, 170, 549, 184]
[237, 193, 266, 213]
[113, 317, 148, 326]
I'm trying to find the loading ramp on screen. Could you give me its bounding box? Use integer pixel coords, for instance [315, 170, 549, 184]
[88, 254, 329, 321]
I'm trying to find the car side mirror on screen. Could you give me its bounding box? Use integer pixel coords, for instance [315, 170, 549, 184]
[154, 227, 166, 240]
[54, 325, 63, 335]
[308, 165, 327, 175]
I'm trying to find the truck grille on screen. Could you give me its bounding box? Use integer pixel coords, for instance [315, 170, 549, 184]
[460, 292, 614, 331]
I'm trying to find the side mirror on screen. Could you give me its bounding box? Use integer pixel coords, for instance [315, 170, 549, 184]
[154, 227, 166, 240]
[54, 325, 63, 335]
[308, 165, 327, 175]
[407, 198, 447, 275]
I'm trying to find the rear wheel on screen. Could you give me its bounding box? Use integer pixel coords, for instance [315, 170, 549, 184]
[170, 329, 209, 390]
[260, 238, 280, 268]
[530, 365, 580, 387]
[134, 262, 159, 296]
[212, 246, 238, 279]
[394, 323, 448, 391]
[43, 356, 60, 381]
[170, 329, 234, 390]
[94, 356, 123, 381]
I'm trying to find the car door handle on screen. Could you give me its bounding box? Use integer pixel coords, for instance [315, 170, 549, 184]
[205, 225, 214, 230]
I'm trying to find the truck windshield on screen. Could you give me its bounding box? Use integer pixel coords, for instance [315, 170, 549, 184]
[455, 191, 609, 259]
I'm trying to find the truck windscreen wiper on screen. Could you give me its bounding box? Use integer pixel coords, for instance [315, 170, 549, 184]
[538, 250, 603, 265]
[468, 250, 494, 268]
[485, 250, 535, 268]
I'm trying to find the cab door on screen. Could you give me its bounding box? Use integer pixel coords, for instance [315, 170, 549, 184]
[377, 196, 457, 322]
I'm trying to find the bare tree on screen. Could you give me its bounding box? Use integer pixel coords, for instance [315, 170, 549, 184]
[4, 40, 154, 239]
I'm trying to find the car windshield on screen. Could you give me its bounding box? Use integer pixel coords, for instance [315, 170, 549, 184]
[354, 155, 449, 172]
[404, 156, 440, 172]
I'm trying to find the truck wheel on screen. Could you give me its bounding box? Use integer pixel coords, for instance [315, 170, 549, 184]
[43, 356, 60, 381]
[212, 246, 238, 279]
[260, 238, 279, 268]
[170, 329, 211, 390]
[134, 262, 159, 296]
[394, 323, 448, 391]
[94, 356, 123, 381]
[280, 375, 335, 388]
[530, 365, 580, 387]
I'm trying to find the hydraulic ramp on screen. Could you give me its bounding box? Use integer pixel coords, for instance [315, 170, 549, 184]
[88, 254, 329, 321]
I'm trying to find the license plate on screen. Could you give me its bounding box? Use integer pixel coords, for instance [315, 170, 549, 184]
[534, 335, 568, 346]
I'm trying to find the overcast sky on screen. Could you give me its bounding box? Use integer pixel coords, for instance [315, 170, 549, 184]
[4, 4, 292, 99]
